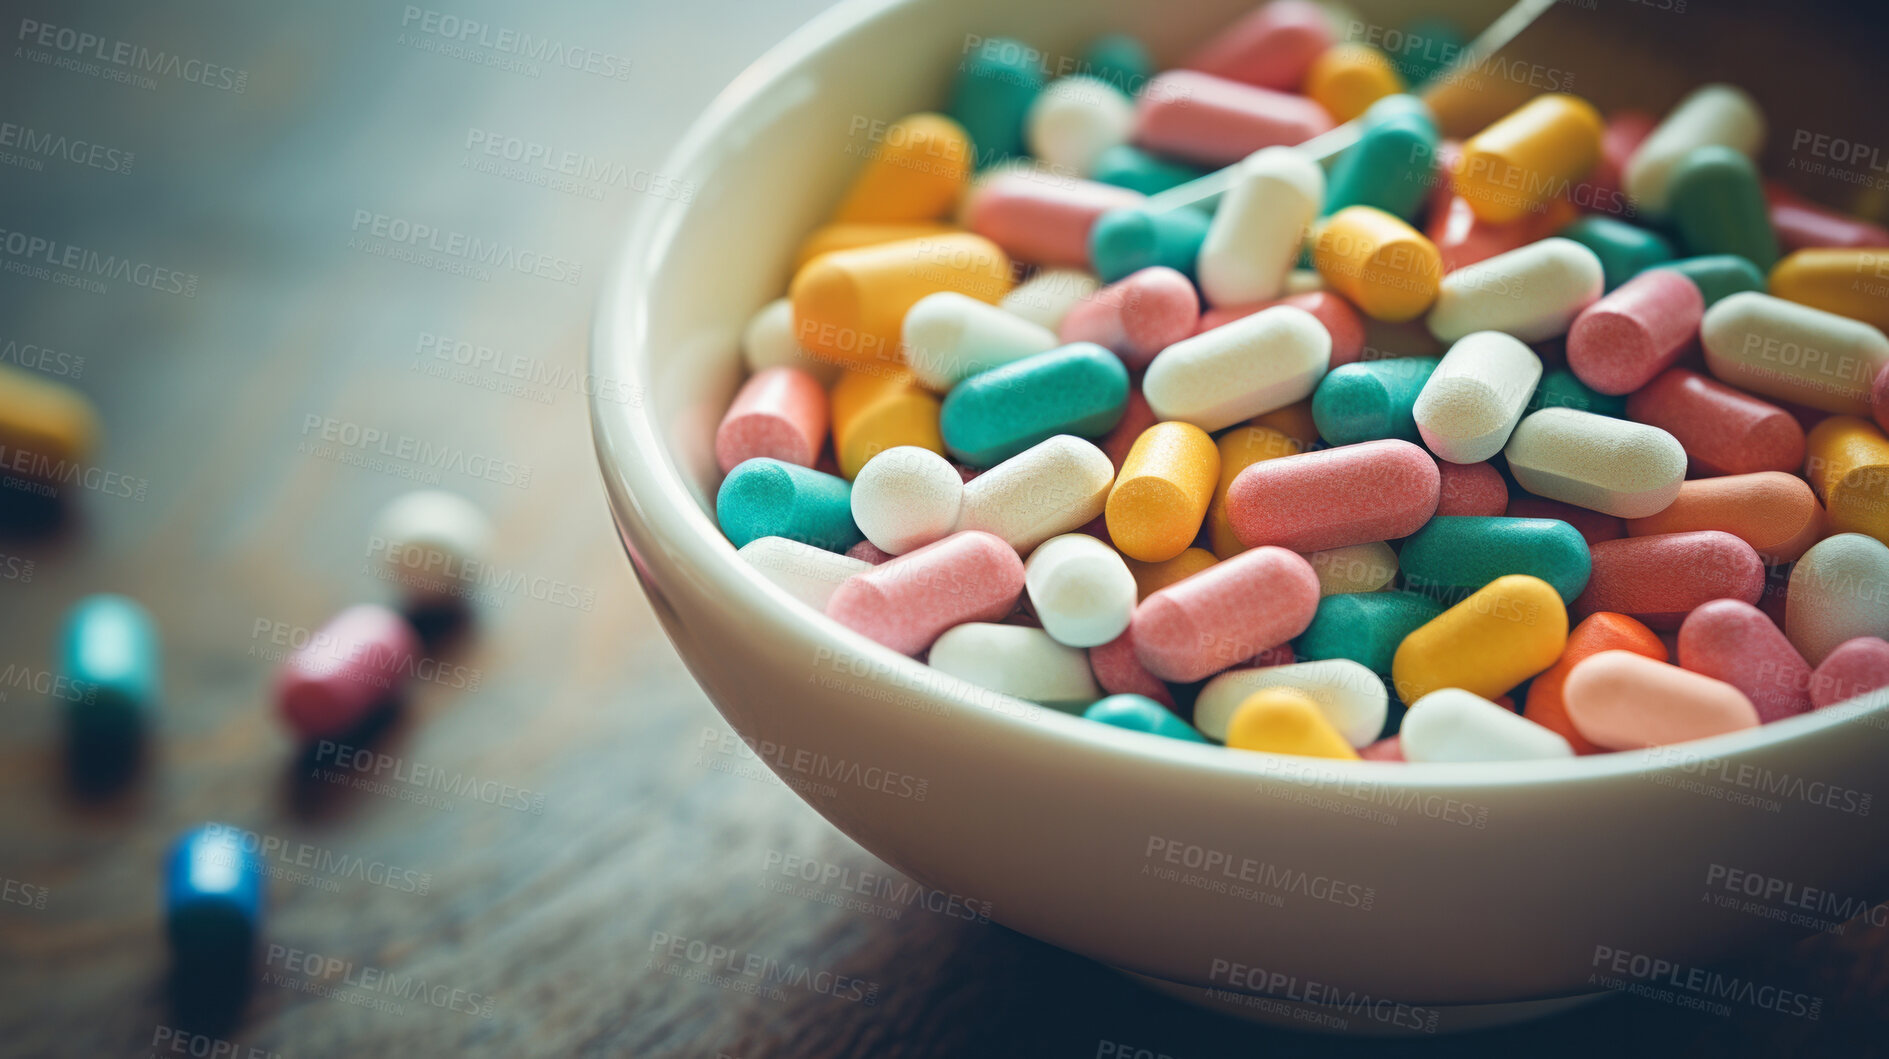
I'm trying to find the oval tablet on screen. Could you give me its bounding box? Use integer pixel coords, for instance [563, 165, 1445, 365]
[1770, 248, 1889, 332]
[792, 233, 1012, 364]
[966, 169, 1144, 268]
[716, 458, 862, 552]
[1427, 238, 1605, 344]
[1435, 459, 1509, 517]
[1414, 331, 1542, 464]
[1132, 70, 1333, 168]
[1106, 422, 1218, 562]
[1027, 76, 1135, 178]
[1132, 546, 1320, 683]
[1391, 574, 1569, 703]
[1310, 357, 1439, 446]
[831, 368, 944, 479]
[1402, 689, 1574, 763]
[1089, 628, 1176, 706]
[1313, 207, 1442, 323]
[1624, 368, 1805, 477]
[903, 291, 1060, 391]
[1025, 533, 1138, 648]
[1524, 611, 1666, 755]
[1205, 425, 1301, 557]
[929, 623, 1099, 708]
[850, 446, 964, 554]
[1574, 531, 1763, 629]
[741, 298, 841, 384]
[1183, 0, 1331, 90]
[1563, 650, 1760, 749]
[940, 343, 1129, 468]
[1505, 408, 1687, 519]
[1001, 268, 1100, 331]
[166, 825, 263, 962]
[371, 490, 495, 605]
[1400, 516, 1592, 605]
[832, 112, 971, 223]
[1701, 291, 1889, 416]
[1142, 305, 1331, 431]
[716, 367, 828, 473]
[1197, 146, 1325, 307]
[1195, 658, 1387, 747]
[1223, 688, 1360, 759]
[277, 605, 420, 741]
[1455, 94, 1603, 224]
[1295, 591, 1445, 677]
[1566, 269, 1705, 395]
[825, 530, 1025, 656]
[60, 594, 159, 756]
[1227, 439, 1440, 552]
[1668, 145, 1778, 269]
[738, 537, 874, 611]
[1088, 206, 1211, 284]
[1624, 471, 1822, 563]
[1677, 599, 1812, 723]
[956, 435, 1115, 554]
[1785, 533, 1889, 666]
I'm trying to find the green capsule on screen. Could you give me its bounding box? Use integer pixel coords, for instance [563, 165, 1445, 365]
[1295, 591, 1444, 676]
[940, 343, 1129, 467]
[1083, 694, 1206, 742]
[716, 459, 861, 552]
[60, 594, 160, 756]
[1399, 516, 1592, 605]
[949, 38, 1044, 166]
[1667, 146, 1779, 270]
[1527, 368, 1626, 417]
[1089, 206, 1211, 283]
[1081, 34, 1151, 96]
[1656, 255, 1766, 307]
[1310, 356, 1440, 445]
[1091, 145, 1206, 196]
[1559, 216, 1673, 291]
[1324, 95, 1439, 222]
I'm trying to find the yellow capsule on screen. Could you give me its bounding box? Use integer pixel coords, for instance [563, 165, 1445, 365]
[1123, 547, 1217, 601]
[1106, 422, 1219, 562]
[1769, 249, 1889, 332]
[1224, 689, 1361, 760]
[1206, 426, 1301, 557]
[832, 113, 973, 225]
[794, 221, 959, 270]
[1455, 94, 1603, 224]
[1303, 44, 1404, 124]
[0, 363, 99, 478]
[830, 368, 944, 479]
[1314, 207, 1442, 323]
[1392, 574, 1568, 703]
[791, 233, 1013, 364]
[1248, 398, 1320, 451]
[1805, 416, 1889, 545]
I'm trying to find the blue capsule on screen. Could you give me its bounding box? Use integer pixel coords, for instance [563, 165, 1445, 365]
[940, 343, 1129, 468]
[1083, 694, 1206, 742]
[166, 824, 263, 961]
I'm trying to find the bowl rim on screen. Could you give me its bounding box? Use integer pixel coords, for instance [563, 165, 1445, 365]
[588, 0, 1889, 793]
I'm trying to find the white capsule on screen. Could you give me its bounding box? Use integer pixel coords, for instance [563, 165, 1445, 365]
[737, 536, 873, 610]
[849, 446, 964, 555]
[1701, 291, 1889, 416]
[1196, 147, 1325, 308]
[741, 298, 841, 385]
[928, 622, 1101, 707]
[372, 490, 494, 604]
[902, 291, 1060, 391]
[1402, 689, 1574, 762]
[1786, 533, 1889, 666]
[1413, 331, 1542, 464]
[1143, 305, 1331, 431]
[1623, 84, 1765, 214]
[1023, 533, 1137, 648]
[1426, 237, 1604, 344]
[1194, 659, 1388, 747]
[1001, 268, 1101, 331]
[1305, 541, 1397, 596]
[957, 435, 1114, 554]
[1504, 408, 1686, 518]
[1026, 76, 1135, 178]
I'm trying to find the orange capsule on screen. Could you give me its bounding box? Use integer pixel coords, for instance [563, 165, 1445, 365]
[1455, 94, 1604, 224]
[792, 233, 1013, 364]
[1313, 207, 1442, 322]
[1624, 471, 1825, 563]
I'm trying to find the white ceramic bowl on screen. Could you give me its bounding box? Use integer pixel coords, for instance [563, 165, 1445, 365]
[592, 0, 1889, 1031]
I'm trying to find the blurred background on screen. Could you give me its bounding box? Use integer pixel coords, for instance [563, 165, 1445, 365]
[1, 0, 1886, 1056]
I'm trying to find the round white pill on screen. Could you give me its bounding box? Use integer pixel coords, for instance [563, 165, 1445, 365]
[849, 446, 963, 555]
[737, 536, 872, 610]
[1197, 146, 1325, 308]
[1026, 76, 1135, 177]
[1401, 689, 1574, 762]
[372, 490, 493, 604]
[1504, 408, 1687, 519]
[1143, 305, 1331, 431]
[1413, 330, 1542, 464]
[1023, 533, 1138, 648]
[902, 291, 1060, 391]
[928, 622, 1100, 707]
[1426, 237, 1604, 344]
[956, 435, 1115, 554]
[1194, 659, 1388, 747]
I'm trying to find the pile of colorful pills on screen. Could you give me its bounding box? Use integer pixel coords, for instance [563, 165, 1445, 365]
[713, 2, 1889, 764]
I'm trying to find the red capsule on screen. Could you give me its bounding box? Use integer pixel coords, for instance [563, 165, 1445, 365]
[1435, 459, 1509, 517]
[1625, 368, 1806, 477]
[1573, 531, 1764, 630]
[1089, 628, 1175, 707]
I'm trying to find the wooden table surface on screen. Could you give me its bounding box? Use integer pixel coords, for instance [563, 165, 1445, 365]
[1, 1, 1886, 1056]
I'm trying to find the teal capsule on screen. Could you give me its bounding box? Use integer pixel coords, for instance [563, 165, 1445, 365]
[1527, 368, 1626, 417]
[1089, 206, 1211, 283]
[949, 38, 1044, 166]
[940, 343, 1129, 467]
[1081, 34, 1150, 96]
[1559, 216, 1673, 291]
[1323, 95, 1438, 221]
[1657, 255, 1766, 307]
[1667, 146, 1779, 270]
[1310, 356, 1440, 445]
[1295, 591, 1444, 676]
[1399, 18, 1467, 84]
[1083, 694, 1206, 742]
[60, 594, 159, 752]
[1091, 145, 1205, 196]
[1399, 516, 1592, 605]
[716, 459, 861, 552]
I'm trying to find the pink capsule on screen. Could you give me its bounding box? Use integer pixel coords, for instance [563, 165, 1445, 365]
[1227, 439, 1440, 552]
[1100, 389, 1158, 473]
[277, 604, 420, 740]
[714, 367, 828, 473]
[1359, 736, 1405, 761]
[825, 531, 1023, 656]
[1060, 267, 1198, 369]
[1809, 637, 1889, 709]
[1132, 70, 1333, 169]
[1435, 459, 1509, 517]
[1132, 545, 1319, 682]
[1765, 183, 1889, 251]
[1573, 531, 1764, 629]
[965, 172, 1143, 268]
[845, 540, 894, 565]
[1089, 628, 1175, 707]
[1563, 650, 1760, 750]
[1676, 599, 1812, 723]
[1195, 291, 1366, 367]
[1625, 368, 1806, 478]
[1183, 0, 1332, 90]
[1566, 270, 1704, 396]
[1504, 494, 1625, 544]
